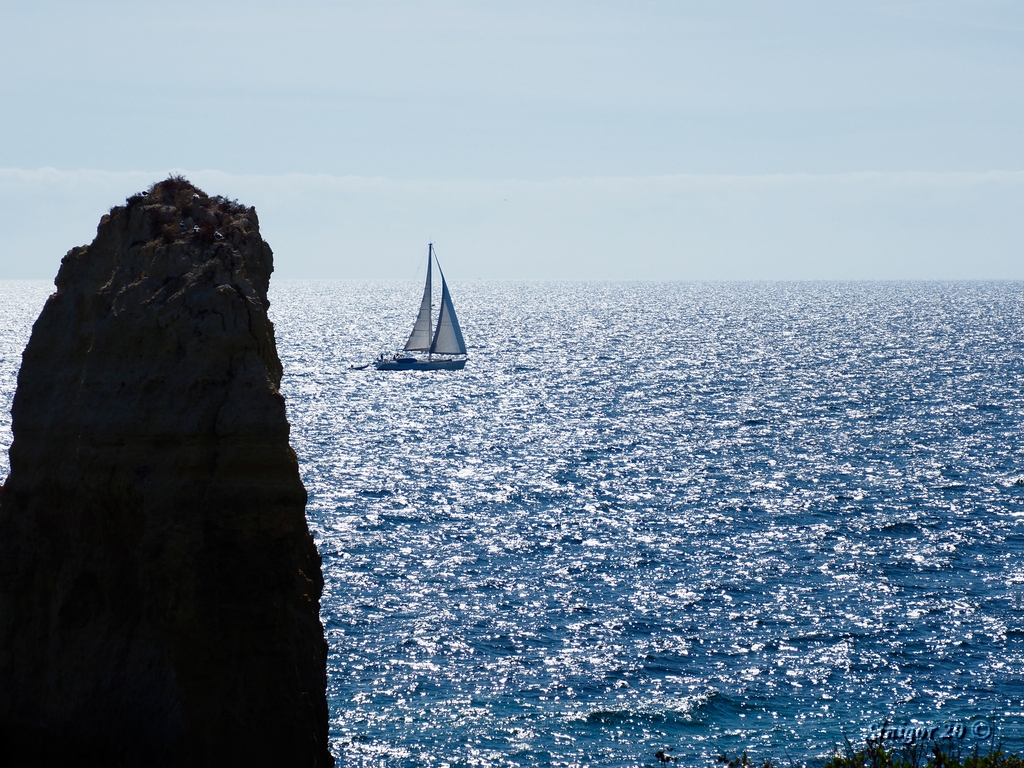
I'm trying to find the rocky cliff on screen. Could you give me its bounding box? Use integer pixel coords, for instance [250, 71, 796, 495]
[0, 177, 332, 766]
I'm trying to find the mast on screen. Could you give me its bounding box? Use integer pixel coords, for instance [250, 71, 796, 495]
[428, 244, 433, 362]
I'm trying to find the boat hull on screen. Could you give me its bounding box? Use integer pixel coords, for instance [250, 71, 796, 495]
[373, 357, 467, 371]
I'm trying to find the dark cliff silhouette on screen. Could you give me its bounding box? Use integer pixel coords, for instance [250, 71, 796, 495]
[0, 177, 333, 767]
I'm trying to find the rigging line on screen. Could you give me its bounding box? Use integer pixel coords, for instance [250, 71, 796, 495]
[431, 246, 447, 280]
[405, 241, 428, 285]
[403, 244, 428, 318]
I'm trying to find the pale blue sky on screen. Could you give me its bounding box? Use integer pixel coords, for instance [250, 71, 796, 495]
[1, 1, 1021, 279]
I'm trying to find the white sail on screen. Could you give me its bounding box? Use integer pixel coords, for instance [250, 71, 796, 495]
[404, 254, 433, 351]
[429, 276, 467, 355]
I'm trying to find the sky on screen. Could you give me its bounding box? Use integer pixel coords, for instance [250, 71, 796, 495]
[0, 1, 1022, 280]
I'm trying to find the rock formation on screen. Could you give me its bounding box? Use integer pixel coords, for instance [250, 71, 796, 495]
[0, 177, 332, 767]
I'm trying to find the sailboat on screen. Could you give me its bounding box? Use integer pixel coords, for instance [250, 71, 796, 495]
[373, 243, 468, 371]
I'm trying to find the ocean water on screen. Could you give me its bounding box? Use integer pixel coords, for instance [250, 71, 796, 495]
[3, 280, 1024, 766]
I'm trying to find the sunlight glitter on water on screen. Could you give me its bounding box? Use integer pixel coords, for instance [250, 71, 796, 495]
[0, 281, 53, 479]
[267, 281, 1024, 767]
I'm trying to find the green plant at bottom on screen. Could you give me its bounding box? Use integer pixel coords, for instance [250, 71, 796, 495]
[716, 750, 779, 768]
[822, 738, 1023, 768]
[711, 741, 1024, 768]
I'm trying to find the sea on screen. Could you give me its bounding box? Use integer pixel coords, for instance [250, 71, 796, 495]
[2, 280, 1023, 767]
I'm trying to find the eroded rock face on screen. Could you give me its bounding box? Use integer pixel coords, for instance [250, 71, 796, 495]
[0, 177, 332, 767]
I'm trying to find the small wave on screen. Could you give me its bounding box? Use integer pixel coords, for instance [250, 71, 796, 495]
[880, 521, 920, 534]
[583, 689, 731, 726]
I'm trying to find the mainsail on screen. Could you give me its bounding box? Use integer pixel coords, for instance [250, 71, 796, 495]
[429, 272, 467, 356]
[404, 253, 433, 351]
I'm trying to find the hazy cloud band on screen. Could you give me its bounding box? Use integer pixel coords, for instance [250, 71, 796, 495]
[2, 168, 1021, 280]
